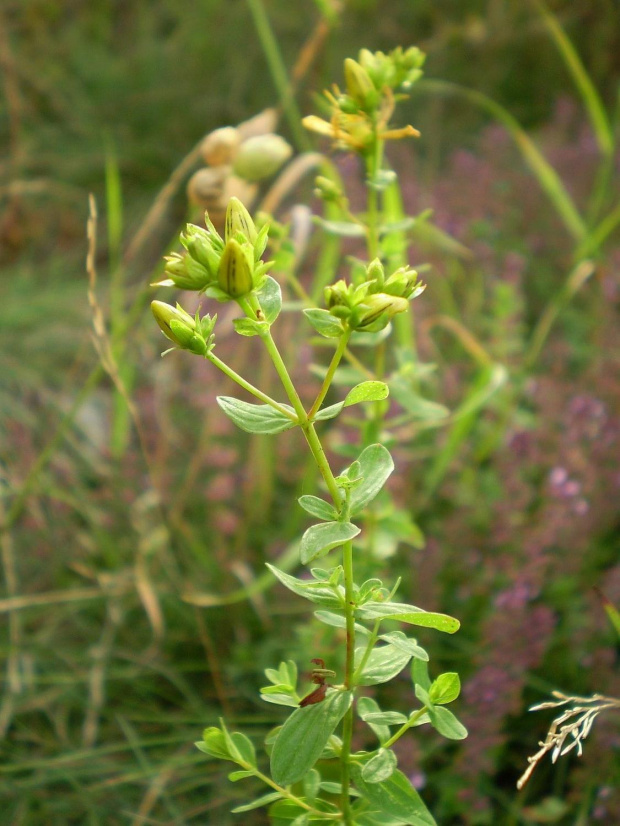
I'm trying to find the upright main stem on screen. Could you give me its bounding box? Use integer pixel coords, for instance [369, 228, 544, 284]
[256, 324, 355, 824]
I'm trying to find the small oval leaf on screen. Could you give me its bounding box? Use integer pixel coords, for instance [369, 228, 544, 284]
[270, 690, 352, 786]
[217, 396, 297, 435]
[361, 748, 398, 783]
[300, 521, 361, 565]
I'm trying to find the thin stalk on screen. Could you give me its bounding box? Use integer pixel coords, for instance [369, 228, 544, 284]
[308, 331, 351, 419]
[365, 137, 385, 260]
[250, 767, 340, 818]
[351, 620, 381, 683]
[339, 538, 356, 825]
[206, 351, 297, 421]
[382, 706, 429, 749]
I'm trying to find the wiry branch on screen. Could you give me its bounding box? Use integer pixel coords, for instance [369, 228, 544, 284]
[517, 691, 620, 790]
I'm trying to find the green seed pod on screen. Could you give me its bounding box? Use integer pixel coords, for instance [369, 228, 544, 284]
[225, 196, 258, 245]
[217, 238, 254, 298]
[343, 58, 376, 107]
[233, 134, 292, 182]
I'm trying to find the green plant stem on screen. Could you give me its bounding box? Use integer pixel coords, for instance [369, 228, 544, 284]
[339, 541, 355, 825]
[308, 330, 351, 419]
[351, 620, 381, 683]
[206, 351, 297, 421]
[250, 766, 339, 818]
[382, 706, 429, 749]
[365, 136, 385, 260]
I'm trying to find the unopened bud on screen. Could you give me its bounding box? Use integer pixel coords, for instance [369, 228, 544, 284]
[366, 258, 385, 288]
[344, 58, 376, 107]
[225, 196, 258, 244]
[217, 239, 254, 298]
[151, 301, 206, 354]
[164, 253, 211, 291]
[233, 134, 292, 182]
[314, 176, 343, 202]
[356, 293, 408, 330]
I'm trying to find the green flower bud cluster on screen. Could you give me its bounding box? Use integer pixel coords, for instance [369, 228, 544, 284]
[342, 47, 425, 112]
[303, 47, 424, 155]
[357, 46, 425, 93]
[324, 258, 424, 333]
[156, 198, 272, 301]
[151, 301, 216, 357]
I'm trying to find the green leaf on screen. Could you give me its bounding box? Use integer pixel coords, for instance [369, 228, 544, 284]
[350, 766, 436, 826]
[380, 631, 429, 662]
[314, 610, 369, 635]
[256, 275, 282, 324]
[429, 673, 461, 705]
[359, 711, 408, 726]
[356, 602, 460, 634]
[231, 791, 283, 813]
[355, 644, 412, 686]
[361, 748, 398, 783]
[427, 706, 468, 740]
[344, 381, 389, 406]
[389, 377, 449, 421]
[412, 660, 431, 692]
[228, 769, 255, 781]
[233, 317, 269, 337]
[298, 495, 338, 522]
[196, 727, 230, 760]
[270, 690, 353, 785]
[304, 308, 344, 338]
[260, 692, 299, 708]
[300, 521, 361, 565]
[314, 401, 344, 421]
[217, 396, 297, 435]
[303, 768, 321, 802]
[344, 444, 394, 517]
[225, 729, 256, 767]
[357, 696, 390, 744]
[316, 218, 366, 237]
[266, 564, 344, 609]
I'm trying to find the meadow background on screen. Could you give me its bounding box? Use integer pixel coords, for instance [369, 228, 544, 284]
[1, 1, 619, 823]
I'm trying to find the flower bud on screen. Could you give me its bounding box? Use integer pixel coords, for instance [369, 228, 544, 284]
[356, 293, 408, 330]
[233, 134, 292, 182]
[314, 175, 343, 202]
[164, 253, 211, 291]
[324, 279, 350, 309]
[344, 58, 376, 107]
[183, 231, 222, 279]
[217, 238, 254, 298]
[151, 301, 207, 354]
[366, 258, 385, 288]
[384, 267, 423, 298]
[225, 196, 258, 245]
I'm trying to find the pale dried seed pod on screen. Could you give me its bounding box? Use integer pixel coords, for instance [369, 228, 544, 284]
[200, 126, 241, 166]
[236, 108, 278, 141]
[186, 166, 229, 209]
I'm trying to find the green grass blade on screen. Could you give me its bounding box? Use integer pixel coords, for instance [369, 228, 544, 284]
[534, 0, 614, 158]
[416, 79, 587, 242]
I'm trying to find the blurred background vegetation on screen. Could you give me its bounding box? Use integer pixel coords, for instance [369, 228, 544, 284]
[1, 0, 619, 823]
